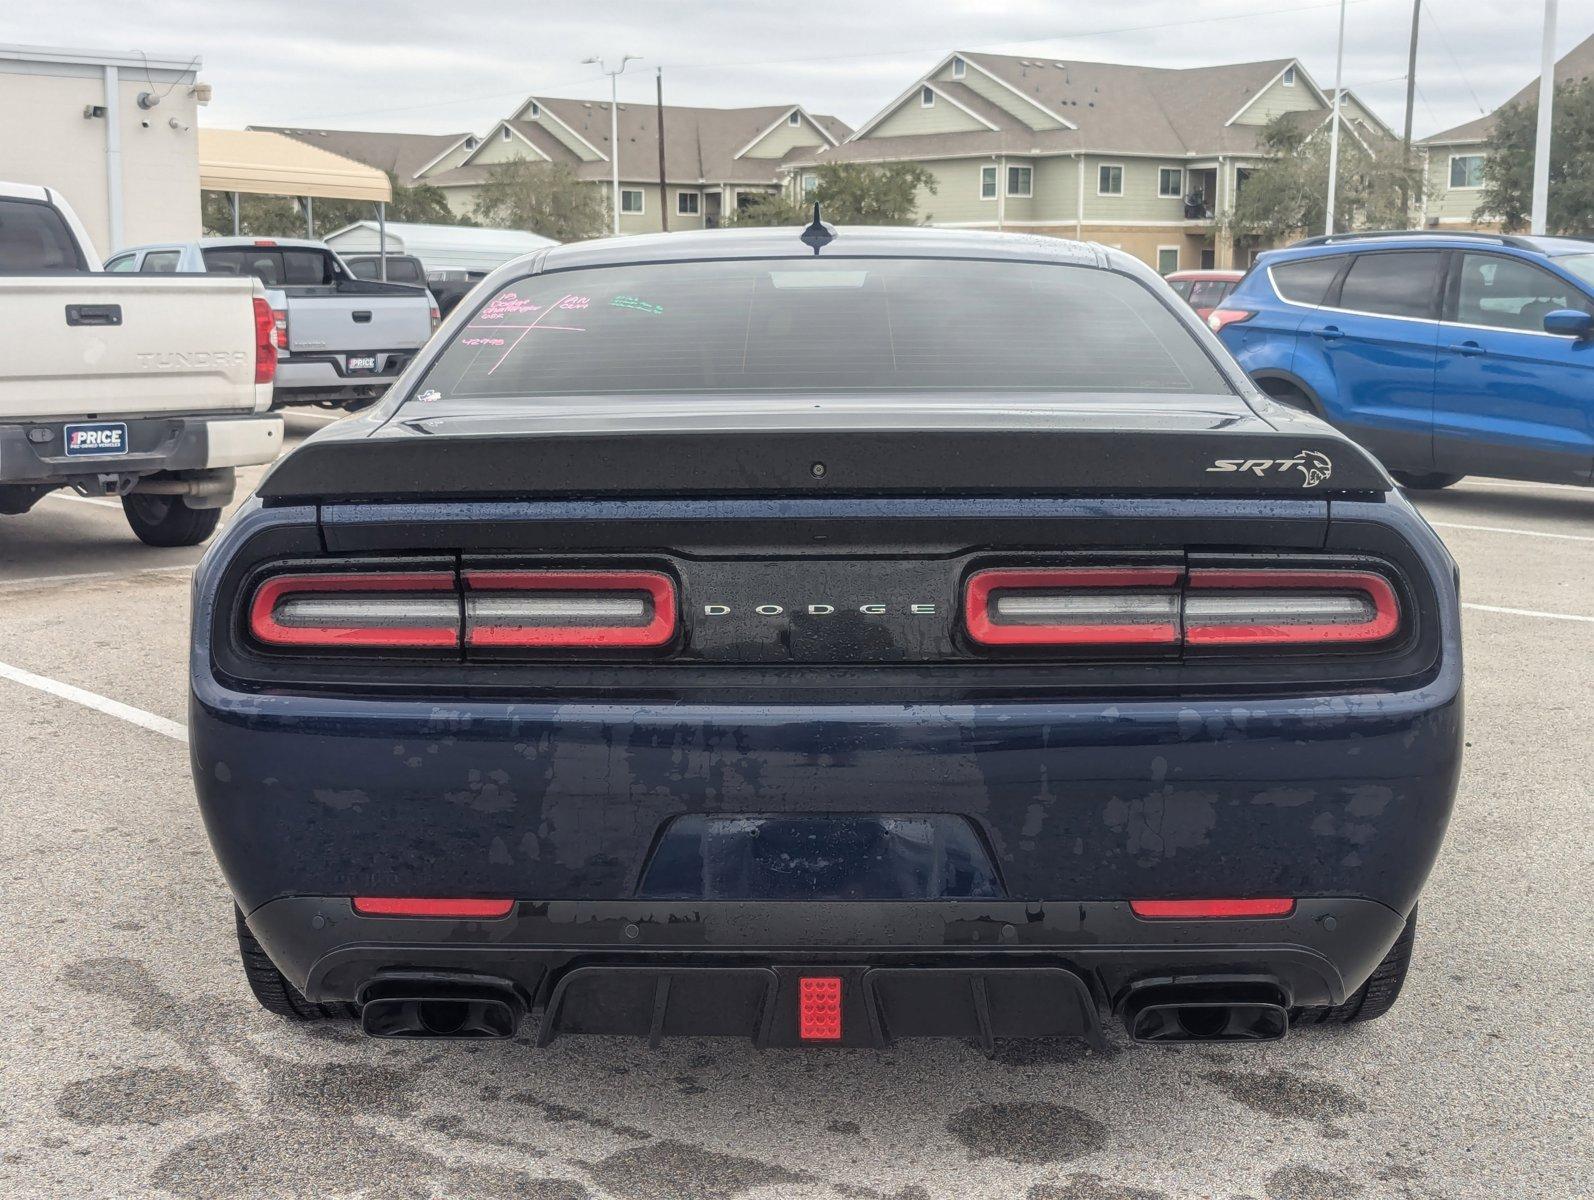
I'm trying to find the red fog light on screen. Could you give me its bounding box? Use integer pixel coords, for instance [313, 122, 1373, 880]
[1131, 898, 1295, 919]
[463, 570, 677, 648]
[248, 572, 459, 649]
[352, 897, 514, 918]
[798, 976, 843, 1041]
[964, 567, 1182, 647]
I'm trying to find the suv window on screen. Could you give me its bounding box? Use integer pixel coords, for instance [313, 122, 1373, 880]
[202, 246, 335, 287]
[139, 250, 181, 273]
[1335, 251, 1442, 319]
[419, 257, 1233, 398]
[349, 256, 424, 284]
[1269, 255, 1343, 305]
[0, 198, 84, 272]
[1452, 252, 1591, 333]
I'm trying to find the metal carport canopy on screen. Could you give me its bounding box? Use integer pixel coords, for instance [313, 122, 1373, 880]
[197, 129, 392, 202]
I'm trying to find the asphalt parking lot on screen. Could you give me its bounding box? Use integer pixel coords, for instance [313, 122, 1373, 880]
[0, 414, 1589, 1200]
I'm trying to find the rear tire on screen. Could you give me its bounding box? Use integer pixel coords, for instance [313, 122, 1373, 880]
[1293, 910, 1416, 1026]
[1390, 471, 1463, 491]
[235, 907, 357, 1021]
[122, 494, 221, 547]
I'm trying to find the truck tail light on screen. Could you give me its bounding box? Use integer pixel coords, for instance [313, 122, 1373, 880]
[1184, 569, 1398, 646]
[252, 296, 278, 384]
[272, 307, 289, 350]
[964, 568, 1182, 647]
[1207, 307, 1255, 333]
[248, 572, 459, 648]
[429, 303, 441, 333]
[462, 570, 677, 648]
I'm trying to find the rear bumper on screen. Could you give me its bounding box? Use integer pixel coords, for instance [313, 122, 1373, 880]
[248, 894, 1407, 1041]
[0, 413, 282, 486]
[274, 353, 412, 403]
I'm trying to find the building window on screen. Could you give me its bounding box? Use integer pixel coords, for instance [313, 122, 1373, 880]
[801, 173, 818, 198]
[1006, 165, 1033, 197]
[1158, 167, 1184, 198]
[788, 110, 801, 126]
[528, 102, 540, 118]
[500, 125, 512, 141]
[677, 191, 700, 216]
[921, 86, 935, 107]
[1449, 154, 1485, 189]
[464, 136, 478, 150]
[980, 165, 998, 200]
[621, 189, 645, 214]
[952, 56, 966, 79]
[1097, 164, 1124, 196]
[1282, 66, 1296, 86]
[1157, 246, 1180, 275]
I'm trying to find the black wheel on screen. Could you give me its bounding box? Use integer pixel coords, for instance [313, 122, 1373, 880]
[235, 907, 357, 1021]
[122, 495, 221, 547]
[1390, 471, 1464, 491]
[1293, 910, 1416, 1026]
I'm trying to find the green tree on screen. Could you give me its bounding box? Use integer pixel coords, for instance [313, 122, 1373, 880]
[472, 159, 607, 242]
[1230, 114, 1419, 241]
[728, 162, 938, 227]
[1475, 77, 1594, 233]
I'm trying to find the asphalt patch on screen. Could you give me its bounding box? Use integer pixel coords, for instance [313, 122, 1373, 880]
[946, 1101, 1108, 1164]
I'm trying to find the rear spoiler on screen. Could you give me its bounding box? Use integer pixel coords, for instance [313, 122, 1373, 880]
[259, 409, 1391, 503]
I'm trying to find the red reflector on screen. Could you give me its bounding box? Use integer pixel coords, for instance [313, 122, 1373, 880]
[252, 296, 278, 385]
[964, 567, 1182, 647]
[463, 570, 677, 648]
[1131, 898, 1295, 919]
[248, 572, 459, 648]
[798, 976, 843, 1041]
[353, 897, 514, 918]
[1207, 307, 1255, 333]
[1185, 569, 1399, 646]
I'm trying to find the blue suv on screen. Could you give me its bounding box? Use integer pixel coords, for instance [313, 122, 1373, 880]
[1214, 231, 1594, 489]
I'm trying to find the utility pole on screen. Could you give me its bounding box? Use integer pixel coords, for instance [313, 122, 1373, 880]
[656, 68, 669, 233]
[583, 54, 640, 236]
[1400, 0, 1421, 228]
[1531, 0, 1558, 235]
[1324, 0, 1348, 236]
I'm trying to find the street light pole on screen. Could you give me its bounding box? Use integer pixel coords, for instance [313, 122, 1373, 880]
[1531, 0, 1558, 235]
[583, 54, 641, 236]
[1324, 0, 1348, 236]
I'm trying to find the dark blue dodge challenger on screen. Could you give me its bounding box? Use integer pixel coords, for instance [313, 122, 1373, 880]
[192, 222, 1462, 1049]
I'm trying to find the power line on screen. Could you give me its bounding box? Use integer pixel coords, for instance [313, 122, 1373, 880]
[1420, 0, 1487, 114]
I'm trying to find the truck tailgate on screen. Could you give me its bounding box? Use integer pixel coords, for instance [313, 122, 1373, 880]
[283, 284, 431, 355]
[0, 275, 261, 420]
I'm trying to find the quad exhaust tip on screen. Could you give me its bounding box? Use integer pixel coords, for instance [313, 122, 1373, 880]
[1122, 979, 1289, 1044]
[358, 972, 525, 1040]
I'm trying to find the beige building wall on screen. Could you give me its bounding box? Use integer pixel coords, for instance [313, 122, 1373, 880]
[742, 113, 831, 159]
[0, 49, 202, 256]
[871, 95, 989, 138]
[1232, 72, 1323, 125]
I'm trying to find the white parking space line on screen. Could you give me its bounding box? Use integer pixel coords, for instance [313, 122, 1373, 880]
[0, 564, 193, 593]
[1464, 602, 1594, 625]
[1429, 520, 1594, 544]
[0, 659, 188, 743]
[1458, 479, 1588, 494]
[42, 491, 122, 510]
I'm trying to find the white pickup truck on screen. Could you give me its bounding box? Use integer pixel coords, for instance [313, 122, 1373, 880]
[110, 238, 436, 410]
[0, 183, 283, 546]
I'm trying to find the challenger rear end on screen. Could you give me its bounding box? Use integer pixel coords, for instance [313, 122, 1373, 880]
[192, 226, 1462, 1050]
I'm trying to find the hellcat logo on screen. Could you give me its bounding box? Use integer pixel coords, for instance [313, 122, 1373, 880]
[1207, 449, 1334, 488]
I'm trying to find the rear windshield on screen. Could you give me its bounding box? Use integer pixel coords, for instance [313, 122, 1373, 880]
[0, 198, 84, 272]
[417, 258, 1230, 398]
[1187, 279, 1235, 307]
[202, 246, 335, 287]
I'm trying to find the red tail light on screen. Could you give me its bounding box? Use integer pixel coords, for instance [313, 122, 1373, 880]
[429, 303, 441, 332]
[798, 976, 843, 1041]
[271, 307, 288, 350]
[964, 567, 1182, 647]
[248, 572, 458, 648]
[462, 570, 677, 648]
[252, 296, 278, 384]
[353, 897, 514, 918]
[1185, 569, 1398, 646]
[1131, 898, 1295, 919]
[1207, 307, 1255, 333]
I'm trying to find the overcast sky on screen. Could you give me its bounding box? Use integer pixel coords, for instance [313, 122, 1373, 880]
[4, 0, 1587, 140]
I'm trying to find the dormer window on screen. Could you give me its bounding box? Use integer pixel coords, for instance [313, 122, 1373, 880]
[528, 101, 540, 118]
[1282, 65, 1296, 87]
[920, 86, 935, 108]
[500, 125, 511, 141]
[952, 56, 965, 79]
[788, 110, 801, 126]
[464, 136, 478, 150]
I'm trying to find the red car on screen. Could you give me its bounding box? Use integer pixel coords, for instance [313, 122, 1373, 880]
[1165, 269, 1245, 319]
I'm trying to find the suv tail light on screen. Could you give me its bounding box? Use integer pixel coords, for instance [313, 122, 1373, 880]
[463, 570, 677, 648]
[1184, 569, 1398, 646]
[248, 572, 458, 648]
[964, 566, 1400, 650]
[1207, 307, 1255, 333]
[252, 296, 278, 384]
[965, 568, 1181, 646]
